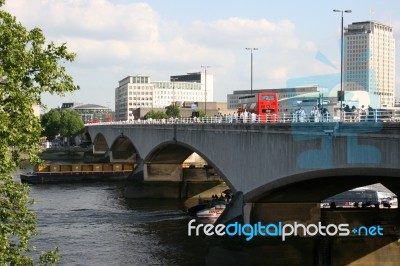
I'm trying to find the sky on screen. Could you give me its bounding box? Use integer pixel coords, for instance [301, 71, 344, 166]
[3, 0, 400, 111]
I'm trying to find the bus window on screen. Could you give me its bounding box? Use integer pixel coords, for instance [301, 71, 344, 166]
[262, 95, 275, 101]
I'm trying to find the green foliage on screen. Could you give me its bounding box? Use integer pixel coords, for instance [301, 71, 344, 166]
[39, 247, 62, 266]
[42, 108, 85, 144]
[0, 179, 36, 265]
[0, 1, 79, 264]
[143, 110, 168, 120]
[165, 105, 180, 118]
[59, 109, 84, 142]
[196, 109, 206, 118]
[41, 109, 61, 141]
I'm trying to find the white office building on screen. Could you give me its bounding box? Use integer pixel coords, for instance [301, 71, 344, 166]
[344, 21, 395, 108]
[115, 72, 213, 121]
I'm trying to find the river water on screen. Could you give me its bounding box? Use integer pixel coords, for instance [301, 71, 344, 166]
[13, 168, 398, 265]
[12, 166, 210, 266]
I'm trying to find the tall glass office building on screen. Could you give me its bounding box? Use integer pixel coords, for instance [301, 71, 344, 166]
[344, 21, 395, 108]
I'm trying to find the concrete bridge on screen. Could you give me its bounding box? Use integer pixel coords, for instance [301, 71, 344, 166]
[85, 121, 400, 265]
[85, 121, 400, 202]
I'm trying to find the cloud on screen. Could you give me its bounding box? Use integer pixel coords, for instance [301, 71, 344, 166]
[4, 0, 345, 107]
[187, 17, 297, 49]
[6, 0, 160, 40]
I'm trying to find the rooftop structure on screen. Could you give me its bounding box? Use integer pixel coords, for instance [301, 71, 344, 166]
[61, 102, 112, 123]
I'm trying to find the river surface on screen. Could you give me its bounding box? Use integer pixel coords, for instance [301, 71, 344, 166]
[28, 182, 211, 266]
[13, 168, 398, 266]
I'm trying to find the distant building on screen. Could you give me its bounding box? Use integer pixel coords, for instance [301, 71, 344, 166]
[115, 72, 213, 121]
[60, 102, 112, 123]
[60, 102, 82, 110]
[132, 101, 229, 119]
[395, 98, 400, 107]
[227, 85, 324, 111]
[344, 21, 395, 108]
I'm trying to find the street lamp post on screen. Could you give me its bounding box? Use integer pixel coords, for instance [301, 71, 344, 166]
[245, 48, 258, 95]
[170, 77, 178, 106]
[201, 66, 210, 115]
[151, 86, 154, 111]
[333, 9, 351, 114]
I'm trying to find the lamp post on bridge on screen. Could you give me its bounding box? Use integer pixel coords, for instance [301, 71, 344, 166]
[245, 48, 258, 95]
[201, 66, 210, 115]
[333, 9, 352, 115]
[170, 77, 178, 106]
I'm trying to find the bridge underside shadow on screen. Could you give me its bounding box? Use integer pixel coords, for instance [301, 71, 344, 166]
[235, 170, 400, 265]
[146, 143, 194, 163]
[246, 168, 400, 203]
[142, 142, 226, 183]
[110, 135, 138, 162]
[125, 142, 227, 199]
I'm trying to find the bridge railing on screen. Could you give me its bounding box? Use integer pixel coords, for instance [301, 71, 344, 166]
[86, 109, 400, 126]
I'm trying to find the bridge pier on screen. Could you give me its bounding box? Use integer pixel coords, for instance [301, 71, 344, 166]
[250, 202, 321, 225]
[217, 198, 322, 227]
[110, 151, 137, 163]
[124, 163, 226, 199]
[143, 163, 182, 181]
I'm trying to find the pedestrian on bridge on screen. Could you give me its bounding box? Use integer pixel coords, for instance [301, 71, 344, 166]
[298, 107, 306, 122]
[360, 105, 367, 122]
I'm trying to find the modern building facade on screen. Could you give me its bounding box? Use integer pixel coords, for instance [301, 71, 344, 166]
[60, 102, 112, 123]
[395, 97, 400, 107]
[227, 85, 326, 111]
[344, 21, 395, 108]
[115, 72, 213, 121]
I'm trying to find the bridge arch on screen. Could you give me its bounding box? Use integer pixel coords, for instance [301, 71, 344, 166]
[92, 133, 108, 155]
[145, 141, 195, 164]
[246, 167, 400, 203]
[143, 140, 229, 185]
[109, 135, 139, 163]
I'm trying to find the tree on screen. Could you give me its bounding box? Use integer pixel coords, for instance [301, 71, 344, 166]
[59, 109, 84, 145]
[197, 109, 206, 118]
[143, 110, 167, 120]
[0, 0, 79, 264]
[41, 108, 61, 141]
[165, 105, 180, 118]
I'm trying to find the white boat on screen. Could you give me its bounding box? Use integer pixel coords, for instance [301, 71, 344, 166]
[196, 203, 226, 218]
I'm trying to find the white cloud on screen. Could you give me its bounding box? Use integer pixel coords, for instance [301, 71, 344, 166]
[6, 0, 160, 41]
[4, 0, 345, 107]
[188, 17, 297, 49]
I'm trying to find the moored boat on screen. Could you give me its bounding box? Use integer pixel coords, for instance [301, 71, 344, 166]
[20, 163, 136, 184]
[188, 191, 232, 219]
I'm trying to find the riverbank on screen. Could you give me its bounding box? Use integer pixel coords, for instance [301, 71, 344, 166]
[38, 147, 85, 161]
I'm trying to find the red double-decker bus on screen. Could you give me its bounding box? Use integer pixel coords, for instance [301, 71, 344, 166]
[237, 92, 279, 122]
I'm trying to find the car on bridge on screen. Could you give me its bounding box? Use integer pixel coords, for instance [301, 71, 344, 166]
[321, 189, 381, 209]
